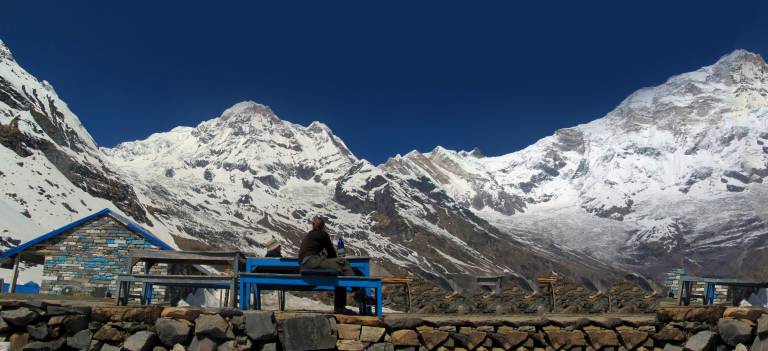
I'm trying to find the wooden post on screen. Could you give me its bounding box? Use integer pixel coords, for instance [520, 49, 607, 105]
[9, 255, 20, 294]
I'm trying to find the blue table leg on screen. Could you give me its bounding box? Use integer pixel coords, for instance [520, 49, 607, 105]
[146, 284, 153, 304]
[376, 284, 383, 318]
[254, 285, 261, 310]
[239, 281, 247, 309]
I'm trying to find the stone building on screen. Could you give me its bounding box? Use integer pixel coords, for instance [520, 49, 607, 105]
[0, 208, 173, 297]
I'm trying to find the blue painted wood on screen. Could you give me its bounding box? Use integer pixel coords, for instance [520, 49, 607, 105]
[239, 273, 383, 317]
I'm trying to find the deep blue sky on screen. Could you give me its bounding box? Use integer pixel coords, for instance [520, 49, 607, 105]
[1, 1, 766, 164]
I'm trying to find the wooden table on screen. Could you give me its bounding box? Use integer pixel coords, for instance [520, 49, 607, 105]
[119, 250, 245, 307]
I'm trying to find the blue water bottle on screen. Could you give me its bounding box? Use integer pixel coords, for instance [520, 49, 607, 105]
[337, 237, 346, 258]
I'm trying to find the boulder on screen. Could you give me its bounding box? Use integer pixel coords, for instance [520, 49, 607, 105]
[751, 337, 768, 351]
[279, 315, 337, 351]
[663, 345, 683, 351]
[243, 311, 276, 342]
[258, 343, 277, 351]
[172, 344, 185, 351]
[420, 330, 449, 350]
[616, 326, 649, 349]
[194, 315, 230, 340]
[758, 315, 768, 336]
[735, 343, 748, 351]
[368, 343, 395, 351]
[188, 336, 216, 351]
[684, 330, 716, 351]
[383, 317, 423, 330]
[336, 340, 365, 351]
[11, 333, 30, 351]
[27, 324, 50, 340]
[657, 307, 726, 324]
[583, 327, 620, 349]
[544, 329, 587, 350]
[216, 340, 236, 351]
[391, 330, 420, 346]
[718, 318, 754, 346]
[725, 308, 768, 321]
[155, 319, 191, 346]
[654, 325, 687, 343]
[360, 326, 386, 343]
[338, 324, 361, 340]
[161, 308, 202, 323]
[67, 330, 92, 349]
[2, 308, 40, 326]
[93, 325, 126, 342]
[22, 339, 65, 351]
[488, 332, 527, 349]
[458, 329, 487, 350]
[63, 315, 89, 335]
[123, 331, 157, 351]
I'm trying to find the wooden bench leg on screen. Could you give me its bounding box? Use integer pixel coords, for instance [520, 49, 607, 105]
[405, 283, 411, 313]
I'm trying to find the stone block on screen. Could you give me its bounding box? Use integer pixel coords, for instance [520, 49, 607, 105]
[123, 331, 157, 351]
[683, 330, 716, 351]
[155, 319, 191, 346]
[243, 311, 276, 342]
[194, 315, 230, 341]
[279, 315, 337, 351]
[391, 330, 420, 346]
[360, 326, 386, 343]
[717, 318, 753, 346]
[338, 324, 362, 340]
[337, 340, 365, 351]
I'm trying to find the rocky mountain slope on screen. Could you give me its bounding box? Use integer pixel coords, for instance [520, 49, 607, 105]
[383, 50, 768, 280]
[1, 37, 766, 288]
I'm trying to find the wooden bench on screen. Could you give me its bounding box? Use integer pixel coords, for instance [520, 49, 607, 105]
[239, 272, 383, 317]
[378, 276, 413, 312]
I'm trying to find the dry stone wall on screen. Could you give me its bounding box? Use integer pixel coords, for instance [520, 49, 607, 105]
[0, 300, 766, 351]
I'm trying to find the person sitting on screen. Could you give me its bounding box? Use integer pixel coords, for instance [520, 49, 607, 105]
[298, 216, 370, 314]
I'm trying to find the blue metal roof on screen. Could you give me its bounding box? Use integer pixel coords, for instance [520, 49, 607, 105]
[1, 208, 173, 259]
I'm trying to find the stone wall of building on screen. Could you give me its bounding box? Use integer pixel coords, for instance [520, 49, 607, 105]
[0, 300, 766, 351]
[38, 216, 167, 299]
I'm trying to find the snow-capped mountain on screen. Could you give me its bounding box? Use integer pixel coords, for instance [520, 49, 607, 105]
[383, 49, 768, 280]
[1, 36, 766, 287]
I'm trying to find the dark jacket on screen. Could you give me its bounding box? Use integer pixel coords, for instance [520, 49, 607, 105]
[298, 229, 336, 261]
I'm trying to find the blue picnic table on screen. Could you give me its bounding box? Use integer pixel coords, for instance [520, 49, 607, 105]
[240, 256, 381, 316]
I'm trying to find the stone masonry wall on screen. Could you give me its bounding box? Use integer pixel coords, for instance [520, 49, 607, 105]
[39, 216, 167, 299]
[0, 301, 766, 351]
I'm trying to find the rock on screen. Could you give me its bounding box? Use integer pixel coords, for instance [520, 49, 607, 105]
[100, 344, 121, 351]
[22, 339, 65, 351]
[657, 307, 726, 324]
[368, 343, 395, 351]
[155, 319, 191, 346]
[2, 308, 40, 326]
[243, 311, 276, 342]
[27, 324, 49, 340]
[91, 306, 162, 324]
[194, 315, 230, 340]
[718, 318, 754, 346]
[93, 325, 126, 342]
[419, 330, 449, 350]
[0, 317, 9, 333]
[67, 330, 92, 349]
[188, 336, 216, 351]
[383, 317, 423, 330]
[583, 328, 620, 349]
[751, 337, 768, 351]
[48, 316, 66, 326]
[545, 329, 587, 350]
[160, 308, 202, 323]
[488, 331, 528, 349]
[46, 305, 91, 316]
[438, 326, 457, 333]
[216, 341, 236, 351]
[153, 347, 168, 351]
[663, 345, 683, 351]
[725, 308, 768, 321]
[234, 336, 252, 351]
[684, 330, 716, 351]
[654, 325, 686, 343]
[258, 342, 277, 351]
[337, 340, 365, 351]
[458, 329, 487, 350]
[361, 326, 387, 343]
[172, 344, 185, 351]
[735, 343, 748, 351]
[11, 333, 30, 351]
[758, 315, 768, 336]
[338, 324, 361, 340]
[391, 330, 420, 346]
[63, 315, 89, 335]
[335, 315, 385, 327]
[616, 326, 649, 349]
[279, 315, 337, 351]
[124, 331, 157, 351]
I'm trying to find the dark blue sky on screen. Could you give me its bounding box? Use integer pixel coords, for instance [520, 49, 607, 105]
[1, 1, 766, 164]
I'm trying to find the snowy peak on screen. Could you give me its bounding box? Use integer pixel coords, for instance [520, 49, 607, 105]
[219, 101, 279, 125]
[0, 40, 13, 62]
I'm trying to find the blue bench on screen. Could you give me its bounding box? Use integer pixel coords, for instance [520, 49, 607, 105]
[239, 272, 383, 317]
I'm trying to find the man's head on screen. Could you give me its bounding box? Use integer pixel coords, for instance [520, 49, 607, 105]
[311, 216, 325, 230]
